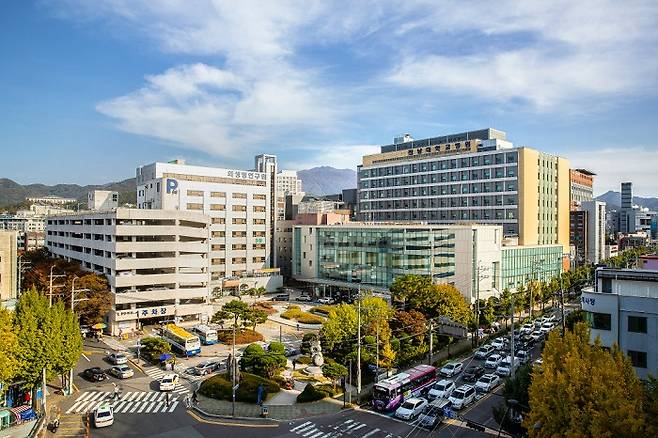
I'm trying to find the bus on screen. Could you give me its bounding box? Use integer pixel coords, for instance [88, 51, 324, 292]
[372, 364, 437, 411]
[161, 324, 201, 357]
[191, 325, 218, 345]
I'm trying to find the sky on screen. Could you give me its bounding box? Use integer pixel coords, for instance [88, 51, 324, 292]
[2, 1, 658, 196]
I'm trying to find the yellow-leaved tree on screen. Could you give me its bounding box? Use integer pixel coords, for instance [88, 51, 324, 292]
[526, 322, 647, 437]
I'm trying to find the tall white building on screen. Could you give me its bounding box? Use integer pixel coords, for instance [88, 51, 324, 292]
[136, 159, 282, 295]
[88, 190, 119, 211]
[582, 200, 606, 264]
[46, 208, 212, 334]
[275, 170, 304, 220]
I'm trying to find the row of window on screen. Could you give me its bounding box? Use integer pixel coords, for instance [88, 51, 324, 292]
[187, 204, 266, 212]
[210, 231, 266, 238]
[210, 244, 266, 251]
[360, 167, 517, 188]
[361, 195, 518, 210]
[211, 257, 265, 265]
[361, 181, 517, 199]
[211, 217, 266, 225]
[186, 190, 266, 200]
[588, 312, 648, 333]
[361, 209, 519, 222]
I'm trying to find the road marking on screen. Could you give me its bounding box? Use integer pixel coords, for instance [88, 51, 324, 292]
[186, 409, 279, 428]
[115, 402, 133, 414]
[81, 352, 91, 362]
[302, 428, 320, 437]
[349, 423, 367, 433]
[153, 402, 164, 413]
[168, 401, 179, 412]
[291, 421, 313, 432]
[362, 428, 380, 438]
[128, 402, 141, 413]
[307, 432, 325, 438]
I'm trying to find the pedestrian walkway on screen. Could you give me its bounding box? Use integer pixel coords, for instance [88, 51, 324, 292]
[289, 418, 400, 438]
[65, 391, 182, 414]
[101, 337, 128, 351]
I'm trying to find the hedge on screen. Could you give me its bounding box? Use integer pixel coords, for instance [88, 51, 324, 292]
[310, 305, 334, 316]
[217, 329, 264, 345]
[296, 383, 327, 403]
[199, 372, 280, 403]
[281, 305, 324, 324]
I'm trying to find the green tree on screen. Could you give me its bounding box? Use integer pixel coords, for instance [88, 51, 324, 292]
[244, 307, 268, 332]
[526, 323, 646, 436]
[645, 375, 658, 435]
[212, 300, 250, 329]
[252, 354, 283, 379]
[140, 337, 171, 361]
[14, 288, 54, 387]
[322, 360, 348, 391]
[0, 308, 21, 387]
[267, 341, 285, 356]
[241, 343, 265, 370]
[49, 301, 83, 378]
[300, 333, 318, 355]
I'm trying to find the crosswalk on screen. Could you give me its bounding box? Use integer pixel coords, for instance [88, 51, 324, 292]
[143, 366, 194, 394]
[289, 419, 399, 438]
[65, 391, 182, 414]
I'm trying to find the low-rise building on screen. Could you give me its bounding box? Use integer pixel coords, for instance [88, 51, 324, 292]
[581, 268, 658, 379]
[46, 208, 213, 335]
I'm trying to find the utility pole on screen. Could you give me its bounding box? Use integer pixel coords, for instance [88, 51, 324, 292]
[356, 286, 361, 395]
[375, 327, 379, 382]
[231, 313, 239, 418]
[510, 294, 516, 379]
[279, 325, 282, 343]
[17, 255, 31, 296]
[48, 265, 65, 306]
[428, 319, 433, 365]
[68, 276, 89, 396]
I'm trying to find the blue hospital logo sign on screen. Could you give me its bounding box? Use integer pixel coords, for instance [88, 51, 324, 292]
[166, 178, 179, 194]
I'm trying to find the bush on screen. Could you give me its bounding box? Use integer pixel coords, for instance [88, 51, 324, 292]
[310, 305, 334, 316]
[294, 355, 312, 365]
[140, 336, 171, 363]
[217, 329, 264, 345]
[281, 305, 303, 320]
[199, 372, 280, 403]
[296, 383, 328, 403]
[281, 305, 324, 325]
[315, 383, 340, 397]
[267, 341, 285, 355]
[241, 343, 265, 370]
[253, 301, 276, 315]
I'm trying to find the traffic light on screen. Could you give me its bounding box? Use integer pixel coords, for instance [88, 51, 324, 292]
[466, 421, 486, 432]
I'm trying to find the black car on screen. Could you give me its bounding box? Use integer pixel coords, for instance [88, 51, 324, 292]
[520, 334, 535, 348]
[462, 365, 485, 382]
[83, 367, 107, 382]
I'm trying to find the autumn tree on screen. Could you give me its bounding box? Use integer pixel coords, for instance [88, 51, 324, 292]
[0, 308, 21, 386]
[526, 323, 646, 437]
[391, 310, 428, 366]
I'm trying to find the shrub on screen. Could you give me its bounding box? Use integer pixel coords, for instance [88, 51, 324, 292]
[281, 305, 324, 324]
[297, 383, 327, 403]
[140, 336, 171, 363]
[315, 383, 340, 397]
[199, 372, 280, 403]
[267, 341, 285, 355]
[281, 305, 303, 320]
[217, 329, 264, 345]
[253, 301, 277, 315]
[310, 305, 334, 316]
[241, 343, 265, 370]
[294, 355, 312, 365]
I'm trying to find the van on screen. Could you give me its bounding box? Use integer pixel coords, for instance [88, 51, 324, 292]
[419, 397, 451, 428]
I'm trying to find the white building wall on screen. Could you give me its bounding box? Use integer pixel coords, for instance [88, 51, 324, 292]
[582, 200, 606, 264]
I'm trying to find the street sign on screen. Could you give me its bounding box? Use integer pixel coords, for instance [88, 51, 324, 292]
[233, 384, 240, 391]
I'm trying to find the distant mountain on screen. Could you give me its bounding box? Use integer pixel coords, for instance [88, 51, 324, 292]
[298, 166, 357, 196]
[595, 190, 658, 211]
[0, 177, 136, 209]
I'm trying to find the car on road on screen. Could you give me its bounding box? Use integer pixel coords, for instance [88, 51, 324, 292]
[159, 373, 180, 391]
[484, 354, 503, 369]
[474, 345, 496, 360]
[530, 331, 544, 342]
[515, 350, 530, 365]
[419, 398, 451, 428]
[490, 338, 506, 350]
[193, 361, 221, 376]
[109, 365, 134, 379]
[93, 404, 114, 428]
[519, 334, 535, 349]
[462, 365, 485, 383]
[449, 385, 476, 410]
[427, 379, 456, 400]
[439, 362, 463, 377]
[284, 345, 299, 357]
[272, 294, 290, 301]
[475, 373, 501, 393]
[318, 297, 335, 305]
[297, 294, 313, 302]
[542, 314, 556, 323]
[83, 367, 107, 382]
[395, 397, 428, 420]
[496, 356, 519, 377]
[540, 322, 554, 334]
[107, 353, 128, 365]
[520, 323, 534, 334]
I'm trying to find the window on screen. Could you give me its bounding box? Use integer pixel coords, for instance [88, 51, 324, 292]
[186, 203, 203, 210]
[253, 194, 266, 200]
[187, 190, 203, 197]
[253, 206, 266, 212]
[232, 244, 247, 250]
[232, 192, 247, 199]
[210, 204, 225, 211]
[210, 191, 226, 198]
[212, 217, 225, 224]
[211, 231, 225, 238]
[253, 257, 265, 263]
[627, 350, 647, 368]
[211, 258, 225, 265]
[232, 205, 247, 212]
[586, 312, 611, 330]
[232, 231, 247, 237]
[253, 219, 266, 225]
[232, 218, 247, 224]
[211, 244, 224, 251]
[628, 316, 647, 333]
[253, 244, 266, 250]
[232, 257, 247, 264]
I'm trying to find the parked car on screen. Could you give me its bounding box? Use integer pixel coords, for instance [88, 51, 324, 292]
[540, 322, 554, 334]
[449, 385, 476, 410]
[439, 362, 463, 377]
[159, 374, 179, 391]
[542, 314, 556, 323]
[474, 345, 496, 360]
[475, 373, 501, 393]
[515, 350, 530, 365]
[83, 367, 107, 382]
[484, 354, 503, 369]
[462, 365, 485, 383]
[272, 294, 290, 301]
[318, 297, 335, 305]
[283, 346, 299, 357]
[93, 404, 114, 428]
[519, 334, 535, 349]
[107, 353, 128, 365]
[427, 379, 456, 400]
[520, 323, 534, 334]
[495, 356, 519, 377]
[394, 397, 428, 420]
[419, 398, 451, 428]
[193, 361, 221, 376]
[490, 338, 506, 350]
[109, 365, 134, 379]
[297, 294, 313, 302]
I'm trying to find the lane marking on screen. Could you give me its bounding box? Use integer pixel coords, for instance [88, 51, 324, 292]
[291, 421, 313, 432]
[362, 428, 380, 438]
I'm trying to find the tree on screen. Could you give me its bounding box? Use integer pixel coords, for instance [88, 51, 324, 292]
[301, 333, 318, 355]
[391, 310, 428, 366]
[322, 360, 348, 391]
[252, 354, 283, 380]
[267, 341, 285, 356]
[241, 343, 265, 371]
[244, 308, 268, 332]
[0, 308, 21, 386]
[212, 300, 250, 329]
[525, 323, 646, 436]
[645, 375, 658, 435]
[140, 337, 171, 361]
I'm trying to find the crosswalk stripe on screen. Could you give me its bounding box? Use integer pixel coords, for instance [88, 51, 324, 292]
[148, 392, 161, 402]
[362, 429, 380, 438]
[127, 392, 141, 401]
[115, 402, 133, 414]
[302, 428, 320, 437]
[349, 424, 367, 433]
[112, 401, 126, 412]
[119, 391, 134, 401]
[308, 432, 325, 438]
[168, 401, 179, 412]
[65, 401, 85, 414]
[143, 402, 156, 413]
[153, 402, 164, 413]
[291, 421, 313, 432]
[128, 402, 141, 413]
[77, 392, 97, 402]
[136, 403, 148, 413]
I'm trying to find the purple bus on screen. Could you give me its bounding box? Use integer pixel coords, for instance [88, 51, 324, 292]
[372, 364, 437, 411]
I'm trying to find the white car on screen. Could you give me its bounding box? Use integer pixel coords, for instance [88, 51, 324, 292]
[474, 345, 496, 360]
[318, 297, 335, 305]
[109, 365, 134, 379]
[108, 353, 128, 365]
[394, 397, 428, 420]
[448, 385, 476, 410]
[520, 323, 534, 334]
[496, 356, 519, 377]
[540, 322, 554, 334]
[490, 338, 506, 350]
[427, 379, 455, 400]
[439, 362, 463, 377]
[93, 404, 114, 428]
[159, 374, 179, 391]
[515, 350, 530, 365]
[297, 294, 313, 302]
[475, 373, 501, 392]
[484, 354, 502, 369]
[530, 331, 544, 342]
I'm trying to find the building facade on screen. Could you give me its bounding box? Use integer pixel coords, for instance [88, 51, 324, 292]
[582, 201, 606, 264]
[570, 210, 588, 265]
[26, 196, 77, 205]
[88, 190, 119, 211]
[275, 170, 303, 220]
[357, 128, 570, 252]
[0, 231, 18, 304]
[569, 168, 595, 210]
[292, 223, 503, 302]
[581, 268, 658, 379]
[501, 244, 564, 291]
[46, 209, 213, 334]
[136, 160, 282, 294]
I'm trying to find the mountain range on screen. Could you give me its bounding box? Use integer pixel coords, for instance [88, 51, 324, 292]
[0, 166, 358, 209]
[595, 191, 658, 211]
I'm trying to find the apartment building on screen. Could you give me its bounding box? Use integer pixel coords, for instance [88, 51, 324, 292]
[0, 204, 74, 251]
[581, 268, 658, 379]
[275, 170, 303, 220]
[569, 168, 595, 210]
[136, 159, 282, 294]
[357, 128, 570, 252]
[0, 231, 18, 304]
[46, 209, 212, 334]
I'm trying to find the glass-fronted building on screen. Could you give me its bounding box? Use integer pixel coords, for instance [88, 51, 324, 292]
[501, 244, 563, 290]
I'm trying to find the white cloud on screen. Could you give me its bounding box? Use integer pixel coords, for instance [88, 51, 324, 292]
[285, 144, 380, 171]
[569, 147, 658, 197]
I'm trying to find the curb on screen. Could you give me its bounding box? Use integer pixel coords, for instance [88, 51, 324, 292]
[191, 404, 280, 424]
[128, 358, 146, 375]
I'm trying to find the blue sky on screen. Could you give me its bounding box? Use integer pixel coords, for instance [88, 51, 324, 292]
[2, 1, 658, 196]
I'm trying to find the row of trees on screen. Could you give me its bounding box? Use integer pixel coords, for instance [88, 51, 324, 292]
[0, 289, 82, 392]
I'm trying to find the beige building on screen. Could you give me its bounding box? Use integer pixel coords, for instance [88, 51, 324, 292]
[0, 231, 18, 303]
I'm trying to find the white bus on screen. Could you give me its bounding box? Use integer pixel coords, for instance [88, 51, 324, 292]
[192, 325, 218, 345]
[161, 324, 201, 357]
